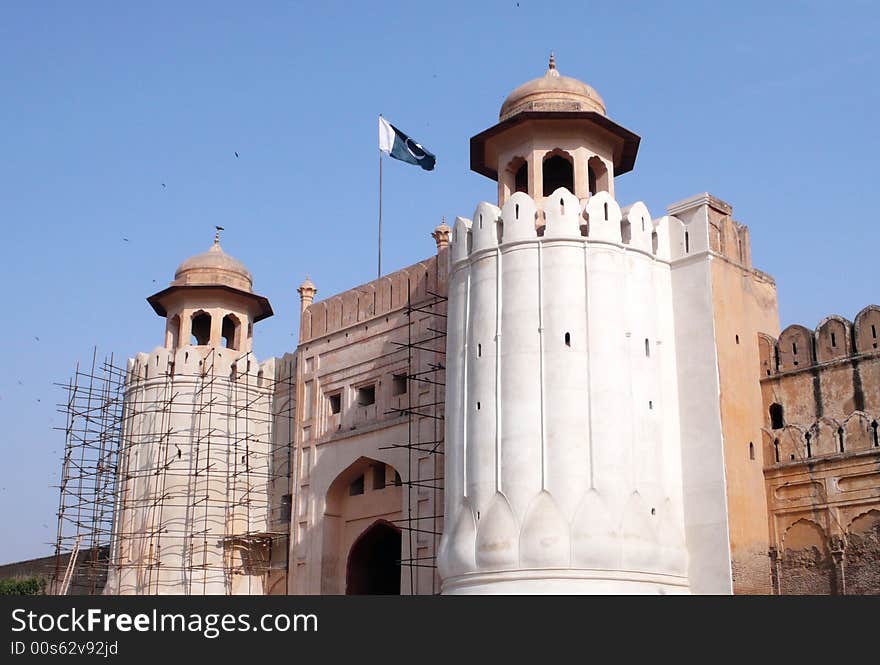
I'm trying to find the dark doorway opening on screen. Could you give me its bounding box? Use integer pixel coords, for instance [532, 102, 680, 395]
[542, 154, 574, 196]
[345, 520, 401, 595]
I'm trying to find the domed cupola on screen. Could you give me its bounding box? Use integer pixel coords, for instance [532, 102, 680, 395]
[499, 53, 606, 120]
[147, 229, 273, 352]
[470, 54, 640, 207]
[172, 238, 254, 292]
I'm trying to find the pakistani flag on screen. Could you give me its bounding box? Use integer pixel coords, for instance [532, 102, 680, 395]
[378, 116, 436, 171]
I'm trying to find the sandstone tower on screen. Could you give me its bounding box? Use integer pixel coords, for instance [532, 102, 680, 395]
[104, 233, 277, 594]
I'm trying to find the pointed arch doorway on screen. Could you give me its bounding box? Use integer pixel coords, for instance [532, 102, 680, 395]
[346, 519, 402, 595]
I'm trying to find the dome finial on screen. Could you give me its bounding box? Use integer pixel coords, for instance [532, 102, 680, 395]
[214, 225, 224, 245]
[549, 51, 556, 70]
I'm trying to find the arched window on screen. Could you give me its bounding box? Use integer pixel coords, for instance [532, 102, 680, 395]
[503, 157, 529, 198]
[770, 403, 784, 430]
[514, 160, 528, 193]
[587, 156, 609, 195]
[191, 311, 211, 346]
[166, 314, 180, 349]
[542, 151, 573, 196]
[222, 314, 241, 350]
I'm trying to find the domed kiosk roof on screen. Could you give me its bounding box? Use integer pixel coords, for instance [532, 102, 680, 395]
[173, 237, 253, 292]
[147, 230, 273, 322]
[499, 54, 606, 120]
[470, 55, 641, 182]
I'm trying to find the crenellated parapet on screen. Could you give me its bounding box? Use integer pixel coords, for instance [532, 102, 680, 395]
[299, 254, 445, 343]
[448, 188, 675, 264]
[759, 306, 880, 376]
[125, 344, 276, 390]
[109, 345, 277, 595]
[440, 186, 691, 594]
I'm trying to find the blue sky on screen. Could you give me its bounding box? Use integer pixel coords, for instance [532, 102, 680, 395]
[0, 1, 877, 563]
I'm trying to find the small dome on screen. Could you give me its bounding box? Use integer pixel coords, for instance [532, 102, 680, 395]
[173, 238, 253, 292]
[500, 54, 606, 121]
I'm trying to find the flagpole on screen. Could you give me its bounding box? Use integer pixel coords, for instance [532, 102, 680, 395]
[378, 150, 383, 279]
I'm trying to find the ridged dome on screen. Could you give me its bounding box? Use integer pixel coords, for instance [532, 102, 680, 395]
[173, 238, 253, 292]
[500, 54, 606, 121]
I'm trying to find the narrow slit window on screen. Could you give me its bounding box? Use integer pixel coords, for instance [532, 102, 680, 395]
[685, 231, 690, 253]
[564, 332, 571, 347]
[831, 331, 837, 347]
[645, 338, 650, 357]
[749, 442, 755, 460]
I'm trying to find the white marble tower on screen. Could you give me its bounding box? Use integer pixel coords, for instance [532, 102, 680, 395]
[438, 58, 691, 594]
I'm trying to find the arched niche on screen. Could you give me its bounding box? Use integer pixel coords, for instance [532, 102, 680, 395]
[222, 313, 242, 350]
[780, 519, 833, 595]
[165, 314, 181, 350]
[845, 510, 880, 594]
[587, 155, 609, 195]
[190, 310, 212, 346]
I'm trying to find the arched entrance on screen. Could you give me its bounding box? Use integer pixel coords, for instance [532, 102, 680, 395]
[320, 456, 404, 594]
[346, 520, 402, 595]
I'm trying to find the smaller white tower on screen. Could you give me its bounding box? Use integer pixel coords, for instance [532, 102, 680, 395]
[106, 231, 276, 595]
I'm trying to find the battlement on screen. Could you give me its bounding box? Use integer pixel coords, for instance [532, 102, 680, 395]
[759, 305, 880, 376]
[666, 192, 754, 269]
[299, 253, 445, 342]
[126, 345, 276, 389]
[447, 188, 763, 268]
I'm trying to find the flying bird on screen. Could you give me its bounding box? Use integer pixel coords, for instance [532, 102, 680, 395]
[123, 238, 129, 242]
[234, 151, 239, 158]
[161, 183, 166, 189]
[34, 336, 39, 342]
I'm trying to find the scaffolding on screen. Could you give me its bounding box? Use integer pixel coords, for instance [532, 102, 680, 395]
[52, 346, 295, 595]
[382, 286, 447, 595]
